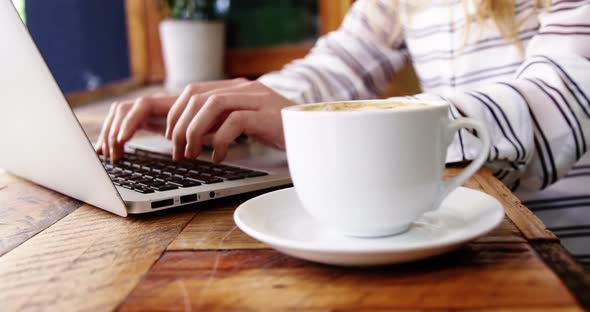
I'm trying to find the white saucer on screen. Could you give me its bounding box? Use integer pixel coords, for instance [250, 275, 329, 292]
[234, 187, 504, 266]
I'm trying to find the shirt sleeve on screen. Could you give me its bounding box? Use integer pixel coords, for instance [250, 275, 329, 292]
[257, 0, 408, 104]
[408, 2, 590, 192]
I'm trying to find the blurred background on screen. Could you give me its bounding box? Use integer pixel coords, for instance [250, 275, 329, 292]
[11, 0, 418, 105]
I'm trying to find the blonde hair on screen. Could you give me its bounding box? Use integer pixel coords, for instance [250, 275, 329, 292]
[461, 0, 550, 52]
[373, 0, 551, 53]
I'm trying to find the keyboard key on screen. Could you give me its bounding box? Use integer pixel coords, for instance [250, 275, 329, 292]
[196, 165, 212, 171]
[150, 163, 166, 170]
[167, 178, 186, 186]
[246, 171, 268, 178]
[116, 164, 133, 171]
[187, 175, 223, 184]
[235, 169, 255, 174]
[217, 174, 246, 180]
[168, 181, 197, 187]
[133, 187, 155, 194]
[134, 178, 154, 185]
[181, 181, 201, 187]
[123, 153, 137, 160]
[150, 184, 179, 192]
[147, 181, 167, 187]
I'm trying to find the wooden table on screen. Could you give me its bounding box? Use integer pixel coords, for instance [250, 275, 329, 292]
[1, 88, 589, 311]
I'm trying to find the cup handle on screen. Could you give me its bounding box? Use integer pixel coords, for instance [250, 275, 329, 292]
[430, 117, 492, 211]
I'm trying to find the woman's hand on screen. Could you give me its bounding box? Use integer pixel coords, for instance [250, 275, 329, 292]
[95, 78, 294, 162]
[94, 93, 176, 161]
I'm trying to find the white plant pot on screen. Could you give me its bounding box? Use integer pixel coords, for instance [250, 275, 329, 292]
[159, 19, 225, 91]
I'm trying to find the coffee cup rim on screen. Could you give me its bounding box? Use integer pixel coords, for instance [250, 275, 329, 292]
[282, 99, 449, 114]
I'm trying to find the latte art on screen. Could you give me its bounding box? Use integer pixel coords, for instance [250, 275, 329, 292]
[299, 101, 426, 111]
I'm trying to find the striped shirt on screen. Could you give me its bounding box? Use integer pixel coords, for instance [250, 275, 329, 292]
[259, 0, 590, 268]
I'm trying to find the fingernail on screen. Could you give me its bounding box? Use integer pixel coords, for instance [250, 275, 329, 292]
[117, 132, 125, 144]
[185, 146, 192, 159]
[211, 150, 217, 163]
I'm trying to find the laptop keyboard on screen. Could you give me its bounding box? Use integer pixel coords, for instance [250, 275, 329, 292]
[99, 150, 268, 194]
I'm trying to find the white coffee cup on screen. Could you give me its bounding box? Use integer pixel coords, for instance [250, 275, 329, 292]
[281, 100, 491, 237]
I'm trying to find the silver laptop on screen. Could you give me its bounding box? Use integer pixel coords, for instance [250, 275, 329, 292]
[0, 1, 291, 216]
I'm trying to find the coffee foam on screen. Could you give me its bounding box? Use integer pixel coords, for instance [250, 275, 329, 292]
[299, 101, 425, 112]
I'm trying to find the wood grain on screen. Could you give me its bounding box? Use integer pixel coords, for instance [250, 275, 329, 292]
[474, 169, 557, 241]
[533, 242, 590, 310]
[474, 217, 527, 243]
[168, 204, 267, 251]
[0, 204, 197, 311]
[119, 244, 578, 311]
[0, 173, 82, 256]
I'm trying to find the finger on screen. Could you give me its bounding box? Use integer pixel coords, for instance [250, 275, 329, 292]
[185, 93, 261, 159]
[96, 103, 120, 157]
[107, 102, 133, 161]
[170, 81, 259, 155]
[172, 94, 230, 159]
[210, 111, 256, 162]
[171, 94, 206, 160]
[117, 95, 176, 144]
[165, 78, 248, 139]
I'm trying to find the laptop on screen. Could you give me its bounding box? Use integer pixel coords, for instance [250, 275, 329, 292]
[0, 1, 291, 216]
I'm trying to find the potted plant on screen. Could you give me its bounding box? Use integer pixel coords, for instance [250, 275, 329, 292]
[160, 0, 229, 91]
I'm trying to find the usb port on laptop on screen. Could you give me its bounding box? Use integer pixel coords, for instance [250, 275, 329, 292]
[151, 199, 174, 209]
[180, 194, 197, 204]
